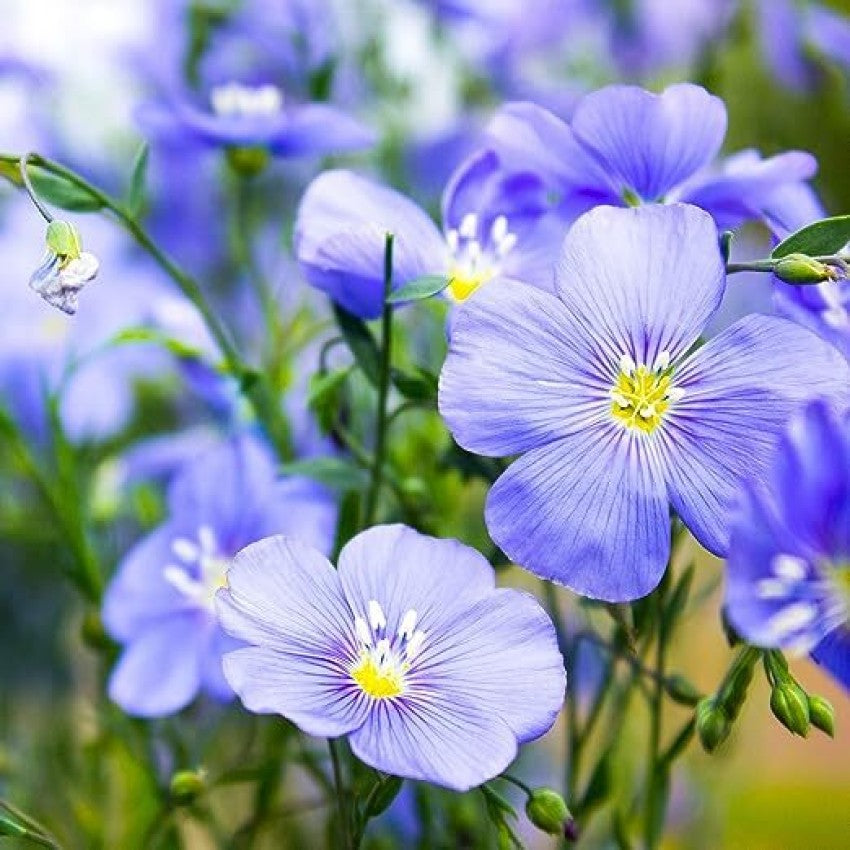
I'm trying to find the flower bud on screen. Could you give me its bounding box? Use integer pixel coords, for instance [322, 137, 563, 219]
[664, 674, 702, 706]
[696, 698, 730, 753]
[770, 682, 810, 737]
[169, 769, 206, 804]
[807, 694, 835, 738]
[773, 253, 838, 285]
[46, 219, 83, 260]
[525, 788, 572, 836]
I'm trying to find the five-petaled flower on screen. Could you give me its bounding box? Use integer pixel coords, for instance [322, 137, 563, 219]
[439, 203, 850, 601]
[102, 435, 337, 717]
[217, 524, 565, 791]
[726, 400, 850, 691]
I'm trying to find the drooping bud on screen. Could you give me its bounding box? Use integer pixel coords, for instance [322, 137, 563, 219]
[525, 788, 572, 837]
[696, 697, 731, 753]
[773, 253, 838, 285]
[807, 694, 836, 738]
[30, 220, 98, 314]
[770, 682, 810, 737]
[169, 769, 206, 804]
[664, 674, 702, 706]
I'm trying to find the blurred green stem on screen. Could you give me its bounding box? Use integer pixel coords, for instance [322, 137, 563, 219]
[362, 232, 395, 527]
[328, 739, 353, 850]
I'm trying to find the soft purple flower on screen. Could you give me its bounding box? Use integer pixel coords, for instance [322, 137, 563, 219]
[102, 435, 337, 717]
[726, 401, 850, 690]
[295, 149, 565, 318]
[485, 84, 817, 231]
[217, 524, 565, 790]
[439, 203, 850, 601]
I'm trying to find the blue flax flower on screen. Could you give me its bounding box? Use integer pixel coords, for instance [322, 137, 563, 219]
[102, 435, 336, 717]
[726, 401, 850, 691]
[295, 149, 565, 318]
[439, 204, 850, 601]
[217, 524, 565, 791]
[485, 83, 817, 231]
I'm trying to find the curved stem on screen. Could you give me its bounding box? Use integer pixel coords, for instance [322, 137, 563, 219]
[19, 153, 54, 222]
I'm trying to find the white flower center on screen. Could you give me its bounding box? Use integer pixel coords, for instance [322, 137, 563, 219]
[444, 213, 517, 302]
[210, 82, 284, 119]
[349, 600, 426, 700]
[163, 525, 230, 611]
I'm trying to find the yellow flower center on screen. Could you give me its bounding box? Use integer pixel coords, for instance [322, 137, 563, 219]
[447, 266, 495, 302]
[350, 651, 406, 699]
[349, 601, 425, 701]
[444, 212, 517, 303]
[610, 352, 681, 434]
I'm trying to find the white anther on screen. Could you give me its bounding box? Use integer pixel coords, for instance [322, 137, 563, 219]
[406, 630, 426, 660]
[467, 240, 482, 263]
[459, 213, 478, 240]
[211, 82, 283, 119]
[198, 525, 217, 555]
[354, 616, 372, 646]
[639, 404, 655, 419]
[619, 353, 637, 376]
[491, 215, 508, 244]
[368, 599, 387, 632]
[398, 609, 418, 641]
[495, 231, 517, 258]
[163, 565, 202, 599]
[652, 350, 671, 372]
[611, 392, 630, 408]
[666, 387, 685, 403]
[446, 229, 459, 254]
[172, 538, 199, 563]
[756, 578, 790, 600]
[772, 554, 808, 582]
[766, 602, 817, 640]
[375, 638, 391, 664]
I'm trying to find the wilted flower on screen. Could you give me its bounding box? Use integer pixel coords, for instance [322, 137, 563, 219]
[102, 435, 337, 717]
[217, 524, 565, 790]
[29, 220, 98, 314]
[295, 149, 565, 318]
[726, 400, 850, 691]
[439, 203, 850, 601]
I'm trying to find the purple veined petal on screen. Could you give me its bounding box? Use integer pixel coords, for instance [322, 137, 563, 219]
[102, 521, 199, 642]
[485, 101, 615, 207]
[409, 587, 565, 742]
[811, 626, 850, 691]
[347, 692, 519, 792]
[267, 103, 377, 156]
[485, 424, 670, 602]
[108, 613, 208, 717]
[663, 314, 850, 556]
[439, 280, 612, 456]
[336, 525, 496, 637]
[294, 170, 448, 319]
[498, 211, 567, 293]
[554, 203, 725, 369]
[218, 535, 370, 736]
[570, 84, 727, 201]
[674, 149, 818, 231]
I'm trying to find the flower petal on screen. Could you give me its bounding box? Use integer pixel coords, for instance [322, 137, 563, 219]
[811, 627, 850, 691]
[410, 588, 565, 742]
[295, 170, 447, 318]
[347, 694, 518, 792]
[269, 103, 376, 156]
[571, 84, 727, 200]
[554, 203, 725, 368]
[337, 525, 495, 636]
[664, 315, 850, 555]
[440, 280, 611, 456]
[485, 426, 670, 602]
[108, 613, 207, 717]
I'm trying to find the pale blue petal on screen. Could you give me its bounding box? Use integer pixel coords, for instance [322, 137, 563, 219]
[664, 315, 850, 555]
[571, 84, 726, 201]
[485, 425, 670, 601]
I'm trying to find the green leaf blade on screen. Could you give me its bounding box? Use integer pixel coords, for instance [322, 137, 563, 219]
[386, 274, 450, 305]
[771, 215, 850, 259]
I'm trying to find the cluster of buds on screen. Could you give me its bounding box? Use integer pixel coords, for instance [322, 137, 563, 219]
[764, 651, 835, 738]
[29, 220, 99, 314]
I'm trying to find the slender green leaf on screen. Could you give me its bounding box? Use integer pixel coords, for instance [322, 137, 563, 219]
[308, 367, 351, 433]
[386, 274, 450, 304]
[30, 169, 103, 212]
[362, 775, 404, 819]
[772, 215, 850, 259]
[126, 141, 150, 218]
[390, 366, 438, 402]
[280, 457, 368, 493]
[333, 304, 380, 387]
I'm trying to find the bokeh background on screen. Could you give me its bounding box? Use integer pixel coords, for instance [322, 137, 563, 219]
[1, 1, 850, 847]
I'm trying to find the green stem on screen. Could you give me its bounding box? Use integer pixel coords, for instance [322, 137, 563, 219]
[2, 152, 293, 459]
[362, 233, 395, 527]
[644, 611, 667, 849]
[499, 773, 534, 798]
[328, 739, 353, 850]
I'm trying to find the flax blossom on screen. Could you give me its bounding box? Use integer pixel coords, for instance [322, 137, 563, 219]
[726, 401, 850, 690]
[294, 149, 565, 318]
[439, 203, 850, 601]
[217, 524, 565, 791]
[102, 435, 336, 717]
